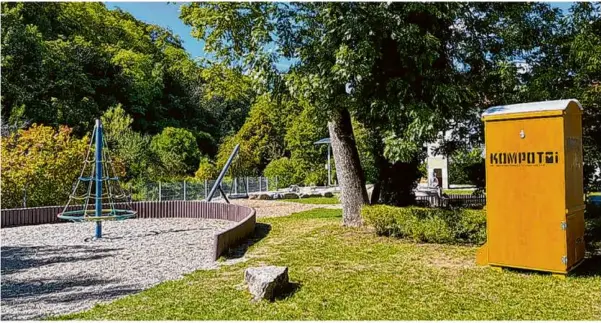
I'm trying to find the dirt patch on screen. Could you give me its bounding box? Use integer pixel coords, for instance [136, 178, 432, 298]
[230, 199, 341, 218]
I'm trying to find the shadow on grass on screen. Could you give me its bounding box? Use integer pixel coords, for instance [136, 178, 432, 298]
[221, 223, 272, 260]
[571, 254, 601, 278]
[493, 254, 601, 278]
[273, 281, 302, 301]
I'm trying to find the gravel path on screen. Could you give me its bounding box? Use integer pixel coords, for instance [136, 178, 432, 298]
[230, 199, 341, 218]
[1, 218, 234, 320]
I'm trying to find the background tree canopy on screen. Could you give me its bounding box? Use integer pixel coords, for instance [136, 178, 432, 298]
[1, 2, 600, 213]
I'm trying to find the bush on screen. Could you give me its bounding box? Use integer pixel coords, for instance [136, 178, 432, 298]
[448, 148, 485, 187]
[584, 202, 601, 252]
[362, 205, 486, 244]
[195, 157, 218, 180]
[150, 127, 201, 178]
[263, 157, 306, 188]
[101, 105, 156, 182]
[0, 124, 89, 208]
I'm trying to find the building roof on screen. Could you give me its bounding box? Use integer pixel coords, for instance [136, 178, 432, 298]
[482, 99, 582, 117]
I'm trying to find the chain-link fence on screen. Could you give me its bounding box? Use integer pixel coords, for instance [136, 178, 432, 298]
[130, 176, 279, 202]
[12, 176, 286, 207]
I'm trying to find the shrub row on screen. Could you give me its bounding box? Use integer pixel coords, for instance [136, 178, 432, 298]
[361, 205, 486, 245]
[584, 203, 601, 252]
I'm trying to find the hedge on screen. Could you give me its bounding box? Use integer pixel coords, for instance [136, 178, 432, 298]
[362, 205, 486, 244]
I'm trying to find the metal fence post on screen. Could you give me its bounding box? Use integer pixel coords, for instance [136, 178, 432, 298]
[266, 177, 269, 192]
[23, 187, 27, 208]
[246, 177, 249, 193]
[204, 179, 208, 198]
[183, 180, 187, 201]
[158, 181, 162, 202]
[259, 176, 262, 192]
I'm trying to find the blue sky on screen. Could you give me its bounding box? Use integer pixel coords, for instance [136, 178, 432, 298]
[106, 2, 575, 70]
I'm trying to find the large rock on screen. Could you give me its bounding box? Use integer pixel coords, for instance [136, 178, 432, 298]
[281, 192, 300, 199]
[244, 266, 289, 301]
[256, 193, 273, 200]
[299, 193, 321, 199]
[321, 191, 334, 198]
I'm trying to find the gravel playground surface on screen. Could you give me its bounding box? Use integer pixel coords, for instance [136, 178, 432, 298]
[230, 199, 341, 218]
[1, 200, 338, 320]
[1, 218, 233, 320]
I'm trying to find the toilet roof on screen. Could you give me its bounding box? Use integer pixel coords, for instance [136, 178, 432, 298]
[482, 99, 582, 117]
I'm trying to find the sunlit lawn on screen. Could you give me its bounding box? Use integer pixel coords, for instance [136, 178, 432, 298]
[280, 196, 340, 204]
[57, 209, 601, 320]
[443, 189, 477, 195]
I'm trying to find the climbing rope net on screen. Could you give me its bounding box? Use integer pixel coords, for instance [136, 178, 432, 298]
[58, 122, 136, 222]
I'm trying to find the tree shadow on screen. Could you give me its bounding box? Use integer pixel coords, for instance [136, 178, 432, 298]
[1, 277, 123, 301]
[570, 254, 601, 278]
[221, 223, 272, 260]
[1, 245, 120, 275]
[1, 276, 141, 320]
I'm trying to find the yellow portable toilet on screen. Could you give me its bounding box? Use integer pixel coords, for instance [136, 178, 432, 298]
[476, 99, 586, 277]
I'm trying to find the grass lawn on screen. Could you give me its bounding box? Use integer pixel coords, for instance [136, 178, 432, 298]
[57, 209, 600, 320]
[443, 189, 477, 195]
[280, 196, 340, 204]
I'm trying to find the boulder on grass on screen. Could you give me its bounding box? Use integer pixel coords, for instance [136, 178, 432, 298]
[281, 192, 300, 199]
[256, 193, 273, 200]
[300, 193, 321, 198]
[244, 266, 289, 301]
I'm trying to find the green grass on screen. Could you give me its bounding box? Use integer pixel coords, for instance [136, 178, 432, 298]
[443, 189, 477, 195]
[56, 209, 600, 320]
[590, 192, 601, 196]
[280, 196, 340, 204]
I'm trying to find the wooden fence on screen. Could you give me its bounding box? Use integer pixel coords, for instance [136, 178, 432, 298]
[0, 201, 256, 260]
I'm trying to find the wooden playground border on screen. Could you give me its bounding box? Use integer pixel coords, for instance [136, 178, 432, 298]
[0, 201, 256, 261]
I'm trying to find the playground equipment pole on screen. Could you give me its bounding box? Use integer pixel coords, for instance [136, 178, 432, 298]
[207, 144, 240, 202]
[95, 119, 103, 239]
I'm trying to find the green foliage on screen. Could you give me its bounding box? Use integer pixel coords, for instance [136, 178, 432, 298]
[448, 148, 485, 186]
[101, 104, 133, 145]
[263, 157, 306, 188]
[195, 157, 218, 181]
[362, 205, 486, 244]
[0, 124, 88, 208]
[0, 2, 245, 159]
[150, 127, 201, 178]
[584, 202, 601, 252]
[101, 105, 157, 182]
[215, 94, 306, 176]
[352, 119, 377, 184]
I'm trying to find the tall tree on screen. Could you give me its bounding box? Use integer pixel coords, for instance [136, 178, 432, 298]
[181, 3, 371, 225]
[180, 2, 562, 222]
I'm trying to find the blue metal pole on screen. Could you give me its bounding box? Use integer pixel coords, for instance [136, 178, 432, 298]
[95, 119, 103, 239]
[207, 144, 240, 202]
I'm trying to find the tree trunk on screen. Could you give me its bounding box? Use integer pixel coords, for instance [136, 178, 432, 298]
[369, 135, 420, 206]
[328, 107, 369, 226]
